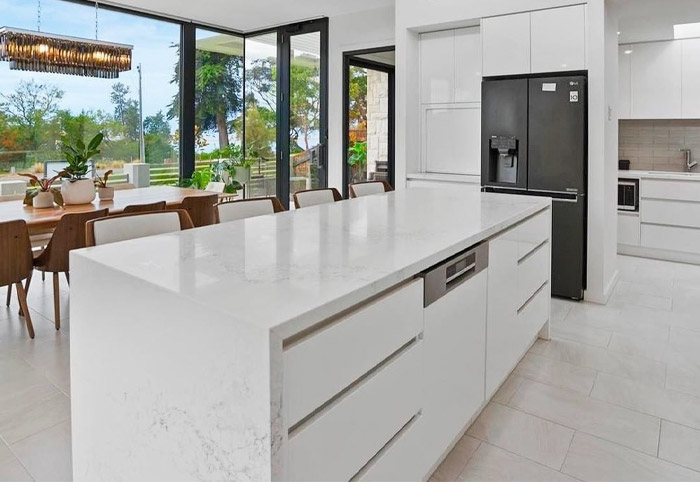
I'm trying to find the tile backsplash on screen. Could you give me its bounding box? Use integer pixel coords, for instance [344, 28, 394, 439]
[619, 119, 700, 172]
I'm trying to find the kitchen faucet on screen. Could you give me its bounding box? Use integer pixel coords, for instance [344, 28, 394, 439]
[680, 148, 697, 172]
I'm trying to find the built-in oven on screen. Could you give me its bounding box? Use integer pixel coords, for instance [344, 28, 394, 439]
[618, 178, 639, 212]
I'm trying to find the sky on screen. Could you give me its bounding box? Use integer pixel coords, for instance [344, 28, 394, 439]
[0, 0, 180, 130]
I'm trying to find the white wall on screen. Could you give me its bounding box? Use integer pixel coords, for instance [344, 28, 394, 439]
[395, 0, 620, 303]
[327, 6, 395, 191]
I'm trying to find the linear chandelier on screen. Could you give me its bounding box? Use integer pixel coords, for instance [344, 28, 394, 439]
[0, 2, 133, 79]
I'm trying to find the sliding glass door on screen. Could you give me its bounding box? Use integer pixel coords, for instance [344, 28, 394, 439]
[278, 21, 328, 208]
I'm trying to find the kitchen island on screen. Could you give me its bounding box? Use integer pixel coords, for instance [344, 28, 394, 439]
[70, 188, 552, 481]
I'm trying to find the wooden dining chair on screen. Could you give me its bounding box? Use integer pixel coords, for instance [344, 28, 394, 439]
[177, 194, 218, 228]
[205, 182, 226, 194]
[216, 196, 285, 223]
[86, 210, 194, 247]
[1, 220, 35, 338]
[33, 209, 109, 330]
[349, 180, 394, 198]
[122, 200, 167, 214]
[293, 188, 342, 209]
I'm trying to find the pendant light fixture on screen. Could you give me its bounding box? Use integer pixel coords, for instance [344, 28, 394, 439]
[0, 1, 132, 78]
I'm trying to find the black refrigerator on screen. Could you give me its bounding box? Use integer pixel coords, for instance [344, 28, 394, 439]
[481, 75, 587, 300]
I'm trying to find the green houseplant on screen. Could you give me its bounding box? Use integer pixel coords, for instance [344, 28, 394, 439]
[19, 172, 64, 208]
[347, 141, 367, 181]
[60, 133, 104, 205]
[94, 169, 114, 201]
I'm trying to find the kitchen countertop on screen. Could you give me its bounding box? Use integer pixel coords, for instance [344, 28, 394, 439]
[619, 169, 700, 182]
[72, 189, 550, 339]
[407, 172, 481, 183]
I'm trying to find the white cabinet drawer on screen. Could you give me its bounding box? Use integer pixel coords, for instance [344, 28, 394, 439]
[618, 212, 640, 246]
[641, 224, 700, 254]
[518, 282, 550, 338]
[513, 208, 552, 259]
[641, 179, 700, 203]
[284, 279, 423, 427]
[641, 199, 700, 229]
[517, 242, 550, 309]
[287, 342, 422, 482]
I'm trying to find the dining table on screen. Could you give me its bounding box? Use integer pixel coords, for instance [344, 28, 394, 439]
[0, 186, 219, 235]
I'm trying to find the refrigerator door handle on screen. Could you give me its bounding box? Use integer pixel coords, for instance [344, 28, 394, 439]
[552, 197, 579, 204]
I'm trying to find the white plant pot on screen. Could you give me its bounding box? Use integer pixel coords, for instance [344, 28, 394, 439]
[98, 186, 115, 201]
[61, 179, 96, 205]
[32, 191, 55, 209]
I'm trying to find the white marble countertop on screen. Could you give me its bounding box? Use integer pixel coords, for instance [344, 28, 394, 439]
[619, 169, 700, 182]
[407, 172, 481, 183]
[72, 189, 550, 339]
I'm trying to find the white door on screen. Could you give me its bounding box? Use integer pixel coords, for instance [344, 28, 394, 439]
[482, 13, 531, 76]
[631, 41, 682, 119]
[420, 30, 455, 104]
[530, 5, 586, 73]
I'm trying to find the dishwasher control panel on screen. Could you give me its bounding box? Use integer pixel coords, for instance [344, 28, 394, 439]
[420, 243, 489, 307]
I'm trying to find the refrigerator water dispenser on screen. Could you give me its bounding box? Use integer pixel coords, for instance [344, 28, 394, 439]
[488, 136, 519, 184]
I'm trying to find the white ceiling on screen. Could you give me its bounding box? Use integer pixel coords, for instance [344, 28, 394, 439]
[612, 0, 700, 43]
[101, 0, 394, 32]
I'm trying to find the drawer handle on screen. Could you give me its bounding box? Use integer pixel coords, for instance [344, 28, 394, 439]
[517, 281, 548, 314]
[518, 240, 548, 265]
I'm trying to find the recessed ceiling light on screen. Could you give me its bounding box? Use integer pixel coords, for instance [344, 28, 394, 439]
[624, 49, 633, 55]
[617, 31, 621, 35]
[674, 22, 700, 39]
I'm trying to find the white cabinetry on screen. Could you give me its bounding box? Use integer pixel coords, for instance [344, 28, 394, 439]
[482, 13, 530, 77]
[630, 41, 682, 119]
[420, 30, 456, 104]
[454, 27, 482, 103]
[423, 105, 481, 175]
[486, 209, 551, 397]
[619, 45, 632, 119]
[530, 5, 586, 73]
[617, 212, 640, 246]
[682, 38, 700, 119]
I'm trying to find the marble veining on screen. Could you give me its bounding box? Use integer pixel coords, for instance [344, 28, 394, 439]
[72, 189, 550, 339]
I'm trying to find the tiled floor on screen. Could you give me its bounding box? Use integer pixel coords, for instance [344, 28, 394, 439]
[2, 256, 700, 481]
[434, 255, 700, 481]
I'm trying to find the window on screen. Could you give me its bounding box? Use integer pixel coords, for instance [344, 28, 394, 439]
[0, 0, 180, 186]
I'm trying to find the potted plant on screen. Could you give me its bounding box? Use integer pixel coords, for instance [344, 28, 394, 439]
[348, 141, 368, 182]
[19, 172, 64, 208]
[60, 133, 103, 205]
[95, 170, 114, 201]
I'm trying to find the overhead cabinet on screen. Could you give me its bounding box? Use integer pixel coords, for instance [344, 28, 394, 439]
[482, 5, 586, 77]
[682, 38, 700, 118]
[618, 45, 632, 119]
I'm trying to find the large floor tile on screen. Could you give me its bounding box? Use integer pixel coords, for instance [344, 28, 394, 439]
[491, 374, 523, 405]
[11, 421, 72, 482]
[565, 303, 670, 341]
[550, 298, 574, 324]
[466, 403, 574, 470]
[509, 378, 661, 455]
[666, 352, 700, 399]
[0, 456, 33, 482]
[659, 421, 700, 473]
[431, 435, 481, 482]
[0, 392, 70, 445]
[0, 441, 14, 465]
[513, 352, 597, 395]
[457, 443, 576, 481]
[550, 321, 612, 348]
[608, 332, 669, 363]
[591, 372, 700, 431]
[561, 432, 700, 481]
[530, 338, 666, 387]
[672, 285, 700, 315]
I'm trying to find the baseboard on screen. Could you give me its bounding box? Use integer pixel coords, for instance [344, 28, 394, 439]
[618, 244, 700, 265]
[584, 268, 620, 305]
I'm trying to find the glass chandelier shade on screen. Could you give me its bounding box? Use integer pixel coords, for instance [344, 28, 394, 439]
[0, 27, 132, 78]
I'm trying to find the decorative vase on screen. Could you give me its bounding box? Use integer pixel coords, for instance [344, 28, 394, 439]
[98, 186, 115, 201]
[61, 179, 96, 205]
[32, 191, 55, 209]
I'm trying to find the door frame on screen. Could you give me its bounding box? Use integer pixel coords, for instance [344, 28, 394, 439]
[342, 46, 395, 199]
[277, 19, 329, 208]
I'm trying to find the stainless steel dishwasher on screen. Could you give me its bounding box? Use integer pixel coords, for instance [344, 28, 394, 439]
[420, 242, 489, 468]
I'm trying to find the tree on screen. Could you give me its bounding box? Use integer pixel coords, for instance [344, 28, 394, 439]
[110, 83, 131, 125]
[169, 45, 243, 150]
[290, 60, 320, 152]
[144, 110, 173, 163]
[348, 66, 368, 130]
[0, 81, 64, 151]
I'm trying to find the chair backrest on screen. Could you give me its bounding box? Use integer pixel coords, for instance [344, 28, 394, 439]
[349, 181, 393, 198]
[0, 219, 33, 286]
[86, 210, 194, 247]
[122, 200, 167, 214]
[111, 183, 136, 191]
[178, 194, 219, 227]
[205, 182, 226, 193]
[216, 196, 285, 223]
[293, 188, 342, 209]
[38, 209, 109, 272]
